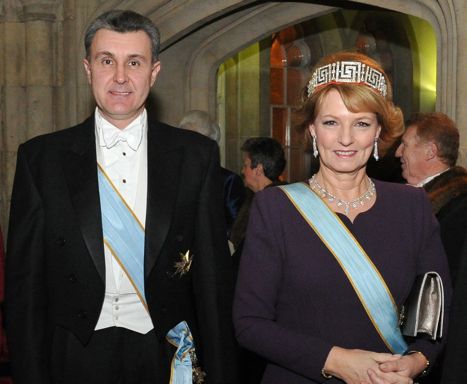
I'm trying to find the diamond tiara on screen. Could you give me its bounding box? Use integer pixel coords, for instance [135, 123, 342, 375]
[306, 60, 388, 98]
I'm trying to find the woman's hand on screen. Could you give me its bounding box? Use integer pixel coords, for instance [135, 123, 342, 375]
[377, 352, 428, 379]
[367, 368, 414, 384]
[323, 347, 400, 384]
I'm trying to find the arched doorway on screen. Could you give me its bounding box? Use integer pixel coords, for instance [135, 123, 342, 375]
[216, 9, 436, 182]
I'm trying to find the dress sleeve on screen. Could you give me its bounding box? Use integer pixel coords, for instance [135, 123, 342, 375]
[233, 191, 333, 381]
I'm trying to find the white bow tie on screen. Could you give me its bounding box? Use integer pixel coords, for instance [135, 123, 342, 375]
[103, 125, 142, 151]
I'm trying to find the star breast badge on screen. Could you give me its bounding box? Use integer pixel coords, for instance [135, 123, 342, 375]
[172, 250, 193, 277]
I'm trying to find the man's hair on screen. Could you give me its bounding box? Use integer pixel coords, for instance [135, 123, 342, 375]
[84, 10, 161, 62]
[241, 137, 286, 181]
[406, 112, 459, 166]
[179, 110, 221, 143]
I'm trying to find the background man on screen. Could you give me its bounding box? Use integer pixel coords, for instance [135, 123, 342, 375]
[229, 136, 286, 384]
[396, 112, 467, 384]
[239, 137, 287, 194]
[396, 112, 467, 282]
[5, 10, 237, 384]
[179, 110, 245, 240]
[230, 137, 287, 255]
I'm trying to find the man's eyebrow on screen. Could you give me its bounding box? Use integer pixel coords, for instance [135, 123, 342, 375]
[127, 53, 148, 61]
[93, 52, 147, 60]
[94, 50, 114, 58]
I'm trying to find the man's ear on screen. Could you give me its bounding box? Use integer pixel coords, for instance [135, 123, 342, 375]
[255, 164, 264, 176]
[150, 61, 161, 86]
[425, 142, 438, 160]
[83, 59, 92, 85]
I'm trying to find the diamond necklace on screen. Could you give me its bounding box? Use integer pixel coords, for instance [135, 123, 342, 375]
[308, 174, 376, 216]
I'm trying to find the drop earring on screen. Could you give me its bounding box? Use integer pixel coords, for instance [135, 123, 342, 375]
[312, 135, 318, 158]
[373, 137, 379, 161]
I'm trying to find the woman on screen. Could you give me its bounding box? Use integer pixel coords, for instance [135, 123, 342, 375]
[233, 51, 451, 384]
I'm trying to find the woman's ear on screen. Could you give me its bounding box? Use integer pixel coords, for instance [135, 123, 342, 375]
[376, 124, 382, 139]
[308, 124, 316, 138]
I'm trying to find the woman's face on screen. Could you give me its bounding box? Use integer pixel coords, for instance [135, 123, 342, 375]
[309, 89, 381, 176]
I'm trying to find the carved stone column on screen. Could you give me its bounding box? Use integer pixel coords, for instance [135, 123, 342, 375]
[0, 0, 61, 231]
[22, 1, 60, 137]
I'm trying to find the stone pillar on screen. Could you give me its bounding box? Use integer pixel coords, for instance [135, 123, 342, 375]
[0, 0, 62, 231]
[22, 1, 60, 137]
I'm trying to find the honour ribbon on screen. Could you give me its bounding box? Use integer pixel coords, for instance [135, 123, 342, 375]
[280, 183, 408, 354]
[98, 166, 146, 305]
[166, 321, 195, 384]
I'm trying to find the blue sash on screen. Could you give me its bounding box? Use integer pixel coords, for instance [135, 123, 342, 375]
[98, 166, 146, 307]
[167, 321, 204, 384]
[279, 183, 408, 354]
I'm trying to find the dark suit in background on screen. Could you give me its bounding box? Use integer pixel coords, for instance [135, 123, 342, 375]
[220, 167, 245, 239]
[424, 166, 467, 283]
[441, 240, 467, 383]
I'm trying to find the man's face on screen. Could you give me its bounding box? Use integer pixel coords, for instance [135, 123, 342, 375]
[83, 29, 160, 129]
[395, 125, 430, 185]
[241, 154, 259, 192]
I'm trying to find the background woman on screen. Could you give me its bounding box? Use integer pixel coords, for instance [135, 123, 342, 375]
[233, 51, 451, 384]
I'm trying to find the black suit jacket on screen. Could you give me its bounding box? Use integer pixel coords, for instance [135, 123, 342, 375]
[220, 167, 245, 238]
[5, 115, 237, 383]
[424, 167, 467, 283]
[441, 239, 467, 383]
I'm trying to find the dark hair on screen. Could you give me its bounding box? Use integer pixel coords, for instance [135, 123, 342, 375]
[84, 10, 160, 62]
[241, 137, 286, 181]
[295, 51, 404, 156]
[406, 112, 459, 166]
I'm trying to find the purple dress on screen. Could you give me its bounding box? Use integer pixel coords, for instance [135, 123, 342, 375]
[233, 180, 451, 383]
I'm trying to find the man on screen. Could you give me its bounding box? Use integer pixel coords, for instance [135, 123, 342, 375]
[230, 137, 287, 253]
[239, 137, 286, 194]
[5, 10, 237, 384]
[229, 136, 286, 384]
[396, 112, 467, 384]
[179, 110, 245, 240]
[396, 112, 467, 282]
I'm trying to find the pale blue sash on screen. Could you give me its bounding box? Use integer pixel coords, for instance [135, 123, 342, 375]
[166, 321, 198, 384]
[279, 183, 408, 354]
[98, 166, 146, 306]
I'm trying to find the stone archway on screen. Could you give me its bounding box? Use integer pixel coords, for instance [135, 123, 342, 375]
[147, 0, 458, 124]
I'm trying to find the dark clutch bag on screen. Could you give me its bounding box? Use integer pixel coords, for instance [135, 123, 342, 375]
[399, 271, 444, 340]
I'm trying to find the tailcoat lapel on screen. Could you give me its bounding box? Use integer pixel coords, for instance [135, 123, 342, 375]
[144, 121, 182, 276]
[59, 117, 182, 281]
[62, 117, 106, 282]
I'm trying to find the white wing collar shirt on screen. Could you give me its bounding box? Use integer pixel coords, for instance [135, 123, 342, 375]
[415, 168, 451, 187]
[94, 107, 154, 334]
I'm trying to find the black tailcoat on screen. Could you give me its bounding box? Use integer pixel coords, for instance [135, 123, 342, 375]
[5, 116, 237, 383]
